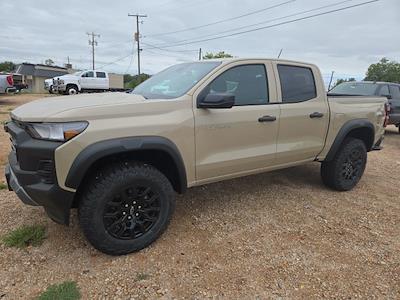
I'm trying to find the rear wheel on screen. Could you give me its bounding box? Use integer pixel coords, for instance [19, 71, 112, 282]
[321, 138, 367, 191]
[78, 162, 175, 255]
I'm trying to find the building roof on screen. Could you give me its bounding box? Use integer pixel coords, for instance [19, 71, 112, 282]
[15, 63, 69, 78]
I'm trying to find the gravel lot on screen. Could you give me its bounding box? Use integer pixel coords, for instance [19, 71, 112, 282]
[0, 94, 399, 299]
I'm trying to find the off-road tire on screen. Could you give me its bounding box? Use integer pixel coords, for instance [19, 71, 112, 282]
[78, 162, 175, 255]
[321, 138, 367, 191]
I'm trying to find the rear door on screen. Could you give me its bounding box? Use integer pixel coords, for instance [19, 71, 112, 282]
[95, 71, 109, 89]
[274, 63, 329, 164]
[389, 85, 400, 125]
[194, 61, 280, 182]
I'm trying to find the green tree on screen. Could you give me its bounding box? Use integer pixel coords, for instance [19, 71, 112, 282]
[333, 77, 356, 87]
[0, 61, 16, 73]
[45, 59, 54, 66]
[364, 58, 400, 83]
[203, 51, 233, 60]
[125, 73, 150, 89]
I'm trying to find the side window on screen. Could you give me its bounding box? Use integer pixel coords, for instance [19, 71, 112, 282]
[278, 65, 317, 103]
[82, 71, 94, 78]
[207, 64, 269, 105]
[96, 72, 106, 78]
[389, 86, 400, 99]
[378, 85, 390, 96]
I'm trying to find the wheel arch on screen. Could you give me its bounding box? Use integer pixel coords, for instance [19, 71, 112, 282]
[65, 136, 188, 196]
[325, 119, 375, 161]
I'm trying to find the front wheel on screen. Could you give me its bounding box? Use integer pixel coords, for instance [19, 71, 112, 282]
[321, 138, 367, 191]
[78, 162, 175, 255]
[67, 85, 78, 95]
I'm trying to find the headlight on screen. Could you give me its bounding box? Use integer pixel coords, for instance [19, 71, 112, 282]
[26, 122, 88, 142]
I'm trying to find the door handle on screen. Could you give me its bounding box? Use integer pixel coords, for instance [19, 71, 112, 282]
[258, 115, 276, 122]
[309, 112, 324, 118]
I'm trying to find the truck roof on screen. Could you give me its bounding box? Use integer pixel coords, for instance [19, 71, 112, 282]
[199, 57, 318, 68]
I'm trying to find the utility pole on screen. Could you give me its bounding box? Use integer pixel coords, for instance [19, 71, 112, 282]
[128, 13, 147, 75]
[87, 32, 100, 70]
[198, 48, 202, 61]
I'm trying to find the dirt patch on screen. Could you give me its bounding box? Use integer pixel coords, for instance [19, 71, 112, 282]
[0, 94, 399, 299]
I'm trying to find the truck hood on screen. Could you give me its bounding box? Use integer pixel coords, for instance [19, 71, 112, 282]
[55, 74, 77, 80]
[11, 92, 148, 122]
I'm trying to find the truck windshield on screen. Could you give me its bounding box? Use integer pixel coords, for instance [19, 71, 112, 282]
[330, 82, 378, 96]
[132, 62, 221, 99]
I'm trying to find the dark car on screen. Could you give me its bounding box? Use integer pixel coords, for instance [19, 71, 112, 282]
[330, 81, 400, 133]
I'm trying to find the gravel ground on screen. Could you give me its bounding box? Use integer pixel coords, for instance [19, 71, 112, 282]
[0, 94, 399, 299]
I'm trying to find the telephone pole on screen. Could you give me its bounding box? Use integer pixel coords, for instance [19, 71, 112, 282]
[128, 13, 147, 75]
[87, 32, 100, 70]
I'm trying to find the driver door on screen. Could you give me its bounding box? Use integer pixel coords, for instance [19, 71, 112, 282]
[193, 61, 280, 183]
[80, 71, 96, 89]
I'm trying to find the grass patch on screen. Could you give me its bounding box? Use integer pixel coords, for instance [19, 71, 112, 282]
[135, 272, 150, 282]
[37, 281, 81, 300]
[2, 225, 46, 248]
[0, 182, 7, 190]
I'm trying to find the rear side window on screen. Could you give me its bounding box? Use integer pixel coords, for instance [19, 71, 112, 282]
[278, 65, 317, 103]
[96, 72, 106, 78]
[389, 85, 400, 99]
[207, 64, 269, 105]
[378, 85, 390, 96]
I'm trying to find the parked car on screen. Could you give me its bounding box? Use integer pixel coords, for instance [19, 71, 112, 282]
[0, 74, 16, 94]
[5, 58, 388, 255]
[52, 70, 124, 95]
[12, 74, 28, 93]
[330, 81, 400, 133]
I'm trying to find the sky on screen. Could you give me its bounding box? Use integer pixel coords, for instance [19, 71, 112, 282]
[0, 0, 399, 84]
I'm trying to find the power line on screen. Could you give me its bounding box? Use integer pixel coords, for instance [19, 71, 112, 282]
[149, 0, 354, 48]
[146, 0, 296, 37]
[98, 53, 132, 68]
[144, 0, 379, 49]
[141, 42, 198, 53]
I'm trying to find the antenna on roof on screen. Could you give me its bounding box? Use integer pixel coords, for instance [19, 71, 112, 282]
[328, 71, 335, 91]
[277, 49, 283, 59]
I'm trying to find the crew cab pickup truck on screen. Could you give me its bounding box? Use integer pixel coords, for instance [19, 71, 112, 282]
[4, 58, 387, 255]
[52, 70, 124, 95]
[330, 81, 400, 133]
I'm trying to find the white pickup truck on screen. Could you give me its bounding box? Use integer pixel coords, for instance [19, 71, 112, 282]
[52, 70, 124, 95]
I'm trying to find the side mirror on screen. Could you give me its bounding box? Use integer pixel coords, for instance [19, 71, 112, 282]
[198, 93, 235, 109]
[383, 94, 392, 99]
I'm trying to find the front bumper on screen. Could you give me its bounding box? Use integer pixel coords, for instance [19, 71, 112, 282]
[4, 121, 75, 225]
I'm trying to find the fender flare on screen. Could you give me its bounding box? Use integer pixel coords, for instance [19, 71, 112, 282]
[65, 136, 187, 192]
[324, 119, 375, 161]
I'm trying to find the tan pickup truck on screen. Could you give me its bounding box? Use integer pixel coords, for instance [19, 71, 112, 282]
[4, 58, 388, 255]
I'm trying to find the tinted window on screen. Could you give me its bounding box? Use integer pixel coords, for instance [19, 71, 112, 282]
[378, 85, 390, 96]
[389, 85, 400, 99]
[278, 65, 316, 102]
[330, 82, 378, 96]
[96, 72, 106, 78]
[82, 71, 94, 78]
[207, 64, 268, 105]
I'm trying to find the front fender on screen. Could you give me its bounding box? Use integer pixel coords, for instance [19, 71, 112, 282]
[65, 136, 187, 192]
